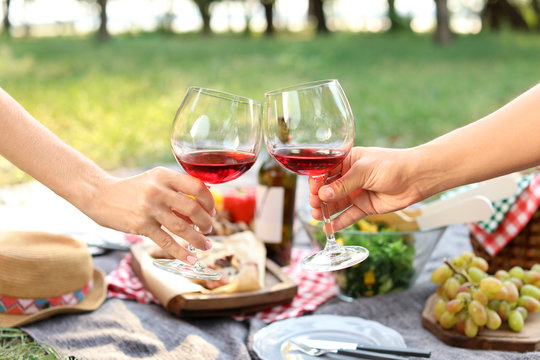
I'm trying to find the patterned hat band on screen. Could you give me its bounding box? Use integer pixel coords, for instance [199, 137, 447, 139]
[0, 279, 93, 315]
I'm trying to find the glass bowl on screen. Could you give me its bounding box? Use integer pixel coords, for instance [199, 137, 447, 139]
[297, 208, 447, 300]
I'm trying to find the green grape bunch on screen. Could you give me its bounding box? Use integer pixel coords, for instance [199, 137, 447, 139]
[431, 251, 540, 337]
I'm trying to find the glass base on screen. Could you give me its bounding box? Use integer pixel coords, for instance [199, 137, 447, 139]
[336, 292, 356, 302]
[153, 259, 222, 280]
[301, 246, 369, 272]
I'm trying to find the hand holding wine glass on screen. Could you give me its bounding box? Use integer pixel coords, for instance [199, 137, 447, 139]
[153, 86, 261, 280]
[264, 79, 369, 271]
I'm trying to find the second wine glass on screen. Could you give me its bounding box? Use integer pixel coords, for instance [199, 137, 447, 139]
[153, 86, 262, 280]
[264, 79, 369, 272]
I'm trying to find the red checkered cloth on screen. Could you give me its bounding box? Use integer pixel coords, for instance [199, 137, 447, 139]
[469, 172, 540, 256]
[233, 248, 339, 323]
[106, 245, 338, 323]
[106, 252, 158, 304]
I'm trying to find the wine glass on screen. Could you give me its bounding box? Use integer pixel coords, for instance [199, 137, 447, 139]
[153, 86, 262, 279]
[263, 79, 369, 271]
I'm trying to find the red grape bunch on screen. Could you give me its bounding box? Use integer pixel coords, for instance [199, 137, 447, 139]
[431, 251, 540, 337]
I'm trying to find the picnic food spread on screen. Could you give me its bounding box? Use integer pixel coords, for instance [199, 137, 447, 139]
[305, 214, 421, 298]
[422, 250, 540, 352]
[150, 231, 265, 294]
[430, 252, 540, 335]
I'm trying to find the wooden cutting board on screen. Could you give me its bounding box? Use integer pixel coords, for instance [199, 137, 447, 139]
[422, 293, 540, 352]
[130, 244, 297, 317]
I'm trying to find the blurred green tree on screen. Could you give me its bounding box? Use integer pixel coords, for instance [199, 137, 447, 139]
[387, 0, 407, 31]
[434, 0, 453, 44]
[534, 0, 540, 30]
[96, 0, 109, 40]
[260, 0, 274, 35]
[78, 0, 110, 40]
[193, 0, 222, 34]
[2, 0, 11, 36]
[482, 0, 529, 31]
[308, 0, 328, 33]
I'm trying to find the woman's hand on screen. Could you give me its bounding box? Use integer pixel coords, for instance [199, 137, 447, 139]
[83, 167, 215, 263]
[309, 147, 428, 232]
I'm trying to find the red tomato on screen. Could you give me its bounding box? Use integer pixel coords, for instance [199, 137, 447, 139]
[223, 186, 256, 224]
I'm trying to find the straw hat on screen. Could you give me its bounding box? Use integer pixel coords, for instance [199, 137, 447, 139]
[0, 231, 106, 327]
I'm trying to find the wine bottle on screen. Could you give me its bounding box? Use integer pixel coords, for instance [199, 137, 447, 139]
[255, 153, 297, 266]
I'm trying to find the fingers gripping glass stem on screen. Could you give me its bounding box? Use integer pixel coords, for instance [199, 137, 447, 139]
[320, 201, 340, 253]
[153, 225, 222, 280]
[187, 226, 209, 274]
[263, 79, 369, 272]
[301, 175, 369, 272]
[153, 86, 262, 280]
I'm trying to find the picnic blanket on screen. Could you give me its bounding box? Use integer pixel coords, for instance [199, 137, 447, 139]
[106, 247, 338, 323]
[21, 225, 539, 360]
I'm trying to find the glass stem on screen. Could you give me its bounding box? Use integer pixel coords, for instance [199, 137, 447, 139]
[316, 174, 340, 253]
[321, 202, 340, 252]
[189, 227, 204, 270]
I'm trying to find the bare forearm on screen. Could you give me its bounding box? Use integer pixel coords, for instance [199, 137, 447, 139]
[0, 87, 110, 210]
[412, 82, 540, 198]
[0, 87, 219, 262]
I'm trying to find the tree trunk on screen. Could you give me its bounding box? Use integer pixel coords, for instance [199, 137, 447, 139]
[308, 0, 328, 33]
[2, 0, 11, 36]
[434, 0, 453, 45]
[261, 0, 274, 36]
[97, 0, 110, 41]
[532, 0, 540, 31]
[195, 0, 212, 35]
[387, 0, 404, 31]
[482, 0, 529, 31]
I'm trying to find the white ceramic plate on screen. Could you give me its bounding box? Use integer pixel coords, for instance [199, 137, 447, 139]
[253, 314, 406, 360]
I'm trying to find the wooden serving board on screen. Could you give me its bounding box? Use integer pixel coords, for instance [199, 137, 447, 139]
[422, 293, 540, 352]
[130, 245, 297, 317]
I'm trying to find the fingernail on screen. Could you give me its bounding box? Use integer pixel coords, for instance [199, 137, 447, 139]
[205, 239, 212, 250]
[186, 255, 197, 264]
[211, 208, 216, 216]
[321, 187, 335, 199]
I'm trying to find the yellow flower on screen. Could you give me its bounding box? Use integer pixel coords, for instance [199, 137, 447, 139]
[364, 270, 376, 286]
[357, 219, 378, 233]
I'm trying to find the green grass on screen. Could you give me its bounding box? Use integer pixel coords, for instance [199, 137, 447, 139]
[0, 327, 70, 359]
[1, 31, 540, 185]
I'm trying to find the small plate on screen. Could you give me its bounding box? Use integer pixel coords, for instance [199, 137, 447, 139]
[63, 230, 130, 254]
[253, 314, 406, 360]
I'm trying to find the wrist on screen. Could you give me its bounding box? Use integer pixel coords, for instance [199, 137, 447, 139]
[68, 167, 116, 216]
[404, 144, 449, 201]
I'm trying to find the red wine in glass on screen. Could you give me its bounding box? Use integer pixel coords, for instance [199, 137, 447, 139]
[270, 147, 347, 176]
[153, 86, 261, 280]
[264, 79, 368, 272]
[175, 149, 257, 184]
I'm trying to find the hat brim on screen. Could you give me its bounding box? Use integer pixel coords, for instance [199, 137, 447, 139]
[0, 268, 106, 328]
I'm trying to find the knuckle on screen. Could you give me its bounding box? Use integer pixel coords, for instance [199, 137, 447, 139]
[188, 234, 206, 250]
[169, 219, 189, 235]
[159, 235, 177, 250]
[140, 182, 161, 200]
[150, 166, 169, 177]
[308, 194, 320, 208]
[181, 199, 198, 216]
[332, 179, 348, 196]
[198, 215, 213, 232]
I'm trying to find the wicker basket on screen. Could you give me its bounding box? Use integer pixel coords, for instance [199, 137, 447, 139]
[470, 206, 540, 273]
